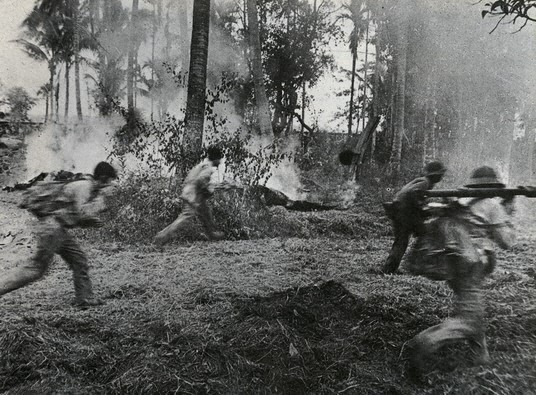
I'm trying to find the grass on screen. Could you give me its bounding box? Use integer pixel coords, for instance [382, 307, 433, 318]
[1, 232, 535, 394]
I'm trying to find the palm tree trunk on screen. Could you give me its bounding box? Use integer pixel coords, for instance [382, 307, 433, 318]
[45, 95, 49, 122]
[74, 0, 83, 121]
[360, 11, 370, 132]
[183, 0, 211, 169]
[371, 23, 381, 157]
[127, 0, 139, 118]
[178, 1, 190, 70]
[64, 63, 70, 121]
[247, 0, 273, 138]
[348, 42, 357, 135]
[390, 3, 408, 174]
[49, 61, 55, 122]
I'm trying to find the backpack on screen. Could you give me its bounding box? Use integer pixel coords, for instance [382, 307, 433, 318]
[406, 203, 482, 281]
[19, 180, 75, 218]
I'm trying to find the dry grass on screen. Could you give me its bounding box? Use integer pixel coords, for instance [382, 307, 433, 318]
[1, 228, 536, 394]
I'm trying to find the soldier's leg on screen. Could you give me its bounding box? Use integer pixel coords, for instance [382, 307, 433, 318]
[0, 220, 61, 296]
[154, 203, 196, 245]
[382, 220, 411, 273]
[408, 317, 483, 377]
[196, 200, 224, 240]
[58, 233, 101, 306]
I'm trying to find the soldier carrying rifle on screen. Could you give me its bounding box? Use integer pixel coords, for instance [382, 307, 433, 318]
[405, 166, 517, 381]
[381, 161, 447, 274]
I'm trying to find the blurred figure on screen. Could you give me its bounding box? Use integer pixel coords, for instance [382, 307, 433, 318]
[407, 166, 515, 381]
[154, 146, 225, 245]
[381, 161, 447, 274]
[0, 161, 118, 307]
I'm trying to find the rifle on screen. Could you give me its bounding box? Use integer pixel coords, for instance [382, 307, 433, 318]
[421, 187, 536, 199]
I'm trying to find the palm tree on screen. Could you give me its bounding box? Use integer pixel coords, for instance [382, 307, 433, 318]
[127, 0, 139, 122]
[14, 9, 60, 123]
[247, 0, 273, 138]
[390, 0, 409, 173]
[183, 0, 211, 169]
[341, 0, 368, 135]
[37, 82, 52, 121]
[36, 0, 84, 121]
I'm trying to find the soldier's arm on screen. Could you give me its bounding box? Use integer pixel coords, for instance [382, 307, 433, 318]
[488, 202, 516, 249]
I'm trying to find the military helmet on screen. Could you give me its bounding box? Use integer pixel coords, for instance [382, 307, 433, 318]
[424, 161, 446, 176]
[465, 166, 505, 188]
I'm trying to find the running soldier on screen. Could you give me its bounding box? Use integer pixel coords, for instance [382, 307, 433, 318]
[381, 161, 447, 274]
[154, 146, 225, 245]
[406, 166, 515, 380]
[0, 161, 118, 307]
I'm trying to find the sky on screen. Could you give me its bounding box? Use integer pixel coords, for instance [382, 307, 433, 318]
[0, 0, 355, 126]
[1, 0, 535, 131]
[0, 0, 48, 96]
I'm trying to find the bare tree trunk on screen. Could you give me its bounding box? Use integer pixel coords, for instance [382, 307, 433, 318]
[55, 77, 60, 123]
[44, 96, 49, 122]
[178, 1, 190, 70]
[371, 22, 381, 157]
[49, 61, 55, 123]
[360, 11, 370, 132]
[74, 0, 83, 121]
[64, 63, 70, 121]
[390, 3, 408, 174]
[247, 0, 273, 138]
[348, 39, 357, 135]
[183, 0, 211, 168]
[127, 0, 139, 118]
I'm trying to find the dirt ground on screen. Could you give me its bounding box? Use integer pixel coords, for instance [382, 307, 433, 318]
[1, 185, 536, 394]
[1, 142, 536, 394]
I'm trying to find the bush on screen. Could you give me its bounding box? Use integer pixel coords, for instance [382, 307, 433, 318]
[77, 172, 390, 245]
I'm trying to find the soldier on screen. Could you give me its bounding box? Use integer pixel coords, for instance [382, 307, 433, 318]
[406, 166, 515, 381]
[154, 146, 225, 245]
[0, 161, 117, 307]
[381, 161, 447, 274]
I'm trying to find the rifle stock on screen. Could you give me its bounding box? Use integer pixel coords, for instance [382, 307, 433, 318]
[422, 188, 536, 198]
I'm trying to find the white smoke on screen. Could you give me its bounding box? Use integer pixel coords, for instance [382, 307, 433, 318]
[24, 117, 121, 177]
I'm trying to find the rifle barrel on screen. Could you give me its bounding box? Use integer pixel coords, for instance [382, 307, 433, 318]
[423, 188, 536, 198]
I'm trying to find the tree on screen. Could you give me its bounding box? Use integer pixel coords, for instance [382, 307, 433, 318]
[389, 0, 408, 174]
[37, 0, 85, 121]
[183, 0, 211, 168]
[88, 0, 130, 117]
[247, 0, 273, 138]
[37, 82, 52, 121]
[340, 0, 368, 135]
[259, 0, 341, 136]
[127, 0, 140, 122]
[3, 87, 36, 129]
[17, 7, 64, 123]
[482, 0, 536, 30]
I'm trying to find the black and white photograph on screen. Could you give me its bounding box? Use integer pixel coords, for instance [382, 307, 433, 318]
[1, 0, 535, 393]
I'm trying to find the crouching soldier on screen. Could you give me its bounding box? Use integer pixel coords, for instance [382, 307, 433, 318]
[406, 166, 515, 381]
[0, 161, 118, 307]
[381, 161, 447, 274]
[154, 146, 225, 245]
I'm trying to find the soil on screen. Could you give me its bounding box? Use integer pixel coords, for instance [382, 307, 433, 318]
[1, 144, 536, 394]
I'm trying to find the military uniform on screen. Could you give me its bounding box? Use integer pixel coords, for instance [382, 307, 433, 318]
[154, 151, 225, 245]
[382, 161, 446, 274]
[407, 167, 515, 379]
[0, 169, 115, 306]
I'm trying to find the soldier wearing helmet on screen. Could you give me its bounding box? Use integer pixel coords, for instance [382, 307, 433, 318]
[407, 166, 516, 380]
[381, 160, 447, 274]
